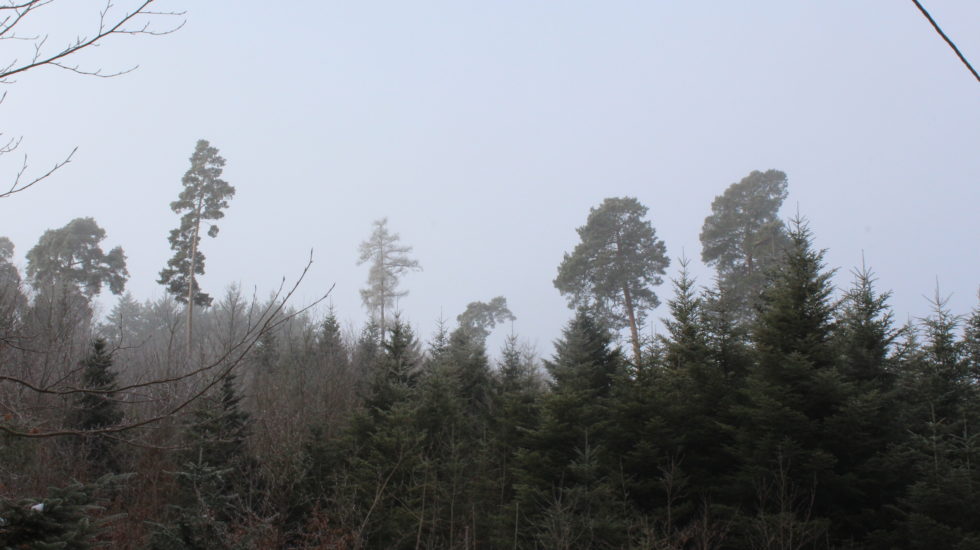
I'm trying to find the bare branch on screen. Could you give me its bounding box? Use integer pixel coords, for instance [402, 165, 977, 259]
[0, 146, 75, 198]
[0, 0, 184, 81]
[0, 253, 334, 439]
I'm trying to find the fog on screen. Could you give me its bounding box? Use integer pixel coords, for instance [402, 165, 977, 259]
[3, 1, 978, 353]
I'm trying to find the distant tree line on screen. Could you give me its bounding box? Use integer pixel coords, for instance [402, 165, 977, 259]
[0, 166, 978, 549]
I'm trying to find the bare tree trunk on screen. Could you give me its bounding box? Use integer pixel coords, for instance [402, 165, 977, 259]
[186, 195, 203, 355]
[379, 242, 386, 345]
[622, 284, 642, 365]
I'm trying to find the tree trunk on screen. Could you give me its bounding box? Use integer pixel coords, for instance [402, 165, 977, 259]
[379, 246, 386, 346]
[622, 284, 642, 365]
[615, 232, 642, 365]
[186, 195, 203, 355]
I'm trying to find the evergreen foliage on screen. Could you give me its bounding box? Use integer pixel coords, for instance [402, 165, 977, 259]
[6, 177, 980, 549]
[700, 169, 790, 323]
[71, 339, 124, 472]
[147, 374, 254, 549]
[734, 218, 845, 528]
[554, 197, 669, 365]
[25, 217, 128, 298]
[158, 139, 235, 309]
[0, 474, 129, 550]
[514, 310, 626, 547]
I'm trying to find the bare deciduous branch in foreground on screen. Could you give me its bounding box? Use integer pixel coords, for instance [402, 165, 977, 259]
[0, 0, 184, 199]
[0, 251, 334, 439]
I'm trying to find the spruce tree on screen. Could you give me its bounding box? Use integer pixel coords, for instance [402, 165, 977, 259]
[0, 474, 130, 550]
[734, 218, 844, 533]
[883, 296, 980, 549]
[316, 307, 349, 373]
[72, 338, 124, 473]
[149, 374, 253, 549]
[827, 265, 904, 539]
[340, 317, 425, 548]
[514, 310, 627, 547]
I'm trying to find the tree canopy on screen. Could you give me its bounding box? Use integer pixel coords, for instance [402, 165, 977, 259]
[158, 139, 235, 309]
[357, 218, 421, 340]
[554, 196, 669, 364]
[25, 217, 128, 297]
[700, 169, 790, 321]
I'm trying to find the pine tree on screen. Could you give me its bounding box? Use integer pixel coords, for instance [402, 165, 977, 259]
[158, 139, 235, 349]
[489, 334, 543, 546]
[655, 261, 739, 506]
[554, 197, 670, 365]
[700, 169, 791, 323]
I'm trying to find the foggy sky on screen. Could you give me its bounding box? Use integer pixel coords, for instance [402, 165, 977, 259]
[3, 1, 978, 356]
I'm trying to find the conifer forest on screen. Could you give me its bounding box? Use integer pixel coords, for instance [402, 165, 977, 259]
[1, 2, 979, 549]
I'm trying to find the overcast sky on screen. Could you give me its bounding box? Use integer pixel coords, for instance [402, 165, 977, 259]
[3, 1, 978, 356]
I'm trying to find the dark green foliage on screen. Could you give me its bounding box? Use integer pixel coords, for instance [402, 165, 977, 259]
[25, 217, 128, 298]
[734, 218, 844, 523]
[184, 374, 251, 475]
[700, 169, 790, 323]
[364, 316, 421, 414]
[826, 266, 904, 538]
[514, 310, 627, 547]
[965, 295, 980, 384]
[332, 318, 425, 548]
[554, 197, 669, 364]
[158, 139, 234, 307]
[445, 326, 494, 418]
[880, 296, 980, 549]
[71, 339, 124, 472]
[0, 474, 129, 550]
[148, 374, 254, 549]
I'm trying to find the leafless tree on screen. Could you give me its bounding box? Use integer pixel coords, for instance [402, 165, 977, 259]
[0, 0, 184, 199]
[0, 253, 333, 442]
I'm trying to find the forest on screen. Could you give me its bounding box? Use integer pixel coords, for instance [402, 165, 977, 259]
[2, 1, 979, 549]
[1, 156, 978, 549]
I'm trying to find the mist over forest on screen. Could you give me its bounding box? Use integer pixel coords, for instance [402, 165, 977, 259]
[2, 1, 979, 549]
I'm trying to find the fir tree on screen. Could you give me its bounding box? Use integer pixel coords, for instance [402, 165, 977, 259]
[827, 265, 904, 538]
[149, 374, 253, 549]
[71, 339, 124, 473]
[316, 306, 349, 373]
[0, 474, 130, 550]
[514, 310, 626, 547]
[734, 218, 845, 530]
